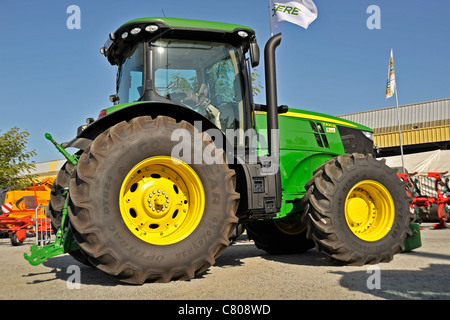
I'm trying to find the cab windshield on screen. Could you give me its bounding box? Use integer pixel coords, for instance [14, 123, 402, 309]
[117, 42, 145, 104]
[152, 39, 246, 132]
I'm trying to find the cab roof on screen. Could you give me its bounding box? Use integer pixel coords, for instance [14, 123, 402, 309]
[121, 17, 254, 33]
[101, 17, 256, 65]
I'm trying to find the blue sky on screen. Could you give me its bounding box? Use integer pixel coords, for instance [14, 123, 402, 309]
[1, 0, 449, 162]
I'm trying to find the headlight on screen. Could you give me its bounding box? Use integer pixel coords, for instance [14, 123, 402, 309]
[145, 25, 159, 33]
[362, 131, 373, 140]
[238, 31, 249, 38]
[131, 27, 141, 35]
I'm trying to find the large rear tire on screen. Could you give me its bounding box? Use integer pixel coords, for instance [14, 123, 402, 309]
[68, 116, 239, 283]
[302, 153, 412, 265]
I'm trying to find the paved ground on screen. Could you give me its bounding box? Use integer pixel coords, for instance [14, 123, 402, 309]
[0, 223, 449, 301]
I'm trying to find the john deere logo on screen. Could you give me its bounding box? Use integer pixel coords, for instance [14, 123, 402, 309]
[272, 3, 302, 16]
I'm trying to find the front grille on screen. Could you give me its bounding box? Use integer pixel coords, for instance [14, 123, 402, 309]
[337, 125, 374, 155]
[315, 133, 323, 148]
[321, 134, 329, 148]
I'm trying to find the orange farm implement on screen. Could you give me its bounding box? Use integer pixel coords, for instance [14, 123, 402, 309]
[0, 181, 54, 246]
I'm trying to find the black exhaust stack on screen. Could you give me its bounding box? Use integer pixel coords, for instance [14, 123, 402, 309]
[264, 33, 282, 160]
[258, 33, 282, 214]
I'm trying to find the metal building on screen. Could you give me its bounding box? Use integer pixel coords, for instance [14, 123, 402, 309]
[338, 97, 450, 157]
[29, 159, 65, 181]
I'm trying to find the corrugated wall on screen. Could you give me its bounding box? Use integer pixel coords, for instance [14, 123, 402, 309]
[30, 159, 65, 181]
[338, 98, 450, 134]
[374, 125, 450, 148]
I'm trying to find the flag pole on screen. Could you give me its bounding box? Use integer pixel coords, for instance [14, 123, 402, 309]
[269, 0, 274, 36]
[387, 48, 405, 173]
[395, 85, 406, 173]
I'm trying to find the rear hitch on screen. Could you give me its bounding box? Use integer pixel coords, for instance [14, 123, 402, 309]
[24, 133, 80, 265]
[24, 190, 79, 265]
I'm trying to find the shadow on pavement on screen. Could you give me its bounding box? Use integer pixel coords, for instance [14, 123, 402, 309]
[331, 263, 450, 300]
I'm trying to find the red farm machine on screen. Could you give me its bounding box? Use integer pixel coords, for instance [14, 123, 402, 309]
[398, 171, 450, 229]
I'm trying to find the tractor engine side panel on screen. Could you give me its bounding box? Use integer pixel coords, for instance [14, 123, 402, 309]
[254, 110, 372, 219]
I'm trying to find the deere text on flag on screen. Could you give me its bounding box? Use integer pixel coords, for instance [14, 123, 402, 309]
[270, 0, 318, 33]
[386, 49, 396, 99]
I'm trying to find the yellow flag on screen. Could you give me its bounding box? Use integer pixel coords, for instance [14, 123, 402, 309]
[386, 49, 396, 99]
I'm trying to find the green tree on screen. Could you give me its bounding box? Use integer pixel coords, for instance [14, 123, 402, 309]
[0, 127, 37, 188]
[206, 58, 235, 103]
[167, 72, 199, 94]
[251, 69, 263, 97]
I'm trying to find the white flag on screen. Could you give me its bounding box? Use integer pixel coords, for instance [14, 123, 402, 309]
[270, 0, 318, 33]
[386, 49, 396, 99]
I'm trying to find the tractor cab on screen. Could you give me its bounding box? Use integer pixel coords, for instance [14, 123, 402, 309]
[101, 18, 260, 135]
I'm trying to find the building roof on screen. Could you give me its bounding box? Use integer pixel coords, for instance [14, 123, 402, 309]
[338, 98, 450, 149]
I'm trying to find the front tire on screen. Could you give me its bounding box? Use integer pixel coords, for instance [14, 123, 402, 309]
[302, 153, 412, 265]
[68, 116, 239, 283]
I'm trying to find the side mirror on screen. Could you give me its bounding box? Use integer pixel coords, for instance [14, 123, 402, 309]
[249, 38, 260, 68]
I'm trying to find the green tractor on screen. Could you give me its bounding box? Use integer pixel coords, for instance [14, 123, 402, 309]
[25, 17, 414, 284]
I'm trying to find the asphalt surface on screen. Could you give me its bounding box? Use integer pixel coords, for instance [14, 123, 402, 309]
[0, 223, 449, 301]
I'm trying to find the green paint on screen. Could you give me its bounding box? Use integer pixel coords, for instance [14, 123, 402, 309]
[280, 108, 372, 132]
[102, 101, 150, 115]
[255, 111, 347, 218]
[121, 17, 254, 33]
[272, 4, 301, 16]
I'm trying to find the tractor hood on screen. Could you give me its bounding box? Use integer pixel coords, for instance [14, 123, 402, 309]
[279, 108, 373, 132]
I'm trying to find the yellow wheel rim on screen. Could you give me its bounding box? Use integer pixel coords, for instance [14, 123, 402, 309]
[119, 156, 205, 245]
[345, 180, 395, 242]
[274, 220, 307, 235]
